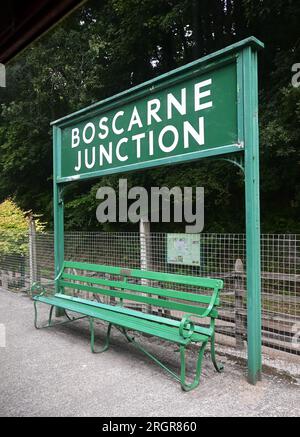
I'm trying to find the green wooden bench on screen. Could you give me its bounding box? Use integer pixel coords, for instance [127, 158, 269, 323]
[31, 261, 224, 391]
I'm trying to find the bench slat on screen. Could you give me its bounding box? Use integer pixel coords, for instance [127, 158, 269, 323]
[56, 293, 213, 337]
[59, 280, 219, 318]
[63, 261, 223, 290]
[34, 294, 209, 345]
[60, 273, 220, 306]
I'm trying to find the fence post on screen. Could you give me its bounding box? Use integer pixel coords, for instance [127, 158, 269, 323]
[19, 255, 25, 288]
[0, 269, 8, 290]
[28, 214, 38, 285]
[140, 219, 151, 313]
[140, 219, 151, 271]
[234, 258, 245, 349]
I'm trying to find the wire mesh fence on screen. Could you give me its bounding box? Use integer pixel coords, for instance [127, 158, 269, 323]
[0, 231, 299, 355]
[0, 229, 28, 291]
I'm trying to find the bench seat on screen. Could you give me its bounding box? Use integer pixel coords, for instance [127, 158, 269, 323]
[35, 293, 210, 345]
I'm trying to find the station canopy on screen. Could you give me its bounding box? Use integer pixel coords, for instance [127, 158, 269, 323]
[0, 0, 85, 64]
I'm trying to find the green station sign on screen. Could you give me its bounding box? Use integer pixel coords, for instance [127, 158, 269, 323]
[53, 51, 244, 182]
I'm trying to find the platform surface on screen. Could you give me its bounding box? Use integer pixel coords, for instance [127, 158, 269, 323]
[0, 289, 299, 417]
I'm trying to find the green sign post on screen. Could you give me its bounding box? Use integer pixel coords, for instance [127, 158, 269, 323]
[51, 36, 264, 385]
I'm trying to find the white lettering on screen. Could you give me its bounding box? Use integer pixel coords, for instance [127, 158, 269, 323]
[147, 99, 162, 125]
[194, 79, 212, 111]
[132, 133, 145, 158]
[167, 88, 186, 119]
[158, 125, 179, 153]
[183, 117, 205, 148]
[85, 147, 95, 168]
[83, 122, 95, 144]
[98, 117, 109, 139]
[72, 128, 80, 148]
[128, 106, 143, 131]
[99, 142, 113, 166]
[116, 138, 128, 161]
[74, 150, 81, 171]
[112, 111, 125, 135]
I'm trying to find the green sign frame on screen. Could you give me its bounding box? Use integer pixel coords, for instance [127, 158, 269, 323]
[55, 60, 239, 182]
[51, 36, 264, 385]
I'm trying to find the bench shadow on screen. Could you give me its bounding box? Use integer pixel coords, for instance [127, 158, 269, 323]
[42, 315, 214, 384]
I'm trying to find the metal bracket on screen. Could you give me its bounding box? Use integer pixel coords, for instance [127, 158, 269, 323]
[218, 154, 245, 175]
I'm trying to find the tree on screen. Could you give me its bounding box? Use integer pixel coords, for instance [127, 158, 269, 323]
[0, 0, 299, 232]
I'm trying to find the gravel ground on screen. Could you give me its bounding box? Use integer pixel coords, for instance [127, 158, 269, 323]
[0, 289, 299, 417]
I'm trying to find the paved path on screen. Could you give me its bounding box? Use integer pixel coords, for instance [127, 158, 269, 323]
[0, 290, 299, 417]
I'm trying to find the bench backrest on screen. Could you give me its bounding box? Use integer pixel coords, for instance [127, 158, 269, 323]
[57, 261, 223, 319]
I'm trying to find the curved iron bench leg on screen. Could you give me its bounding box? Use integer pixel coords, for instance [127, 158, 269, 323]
[64, 309, 80, 321]
[48, 305, 54, 325]
[89, 317, 112, 353]
[210, 332, 224, 372]
[120, 327, 135, 343]
[34, 301, 87, 329]
[180, 341, 208, 392]
[34, 301, 55, 329]
[118, 327, 182, 383]
[104, 326, 214, 392]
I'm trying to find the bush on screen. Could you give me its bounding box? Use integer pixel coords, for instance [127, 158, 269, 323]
[0, 199, 45, 256]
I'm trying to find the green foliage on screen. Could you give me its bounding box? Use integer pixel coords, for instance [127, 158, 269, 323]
[0, 199, 45, 255]
[0, 0, 299, 232]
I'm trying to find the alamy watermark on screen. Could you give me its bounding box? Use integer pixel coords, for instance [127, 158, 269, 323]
[0, 63, 6, 88]
[96, 179, 204, 233]
[291, 63, 300, 88]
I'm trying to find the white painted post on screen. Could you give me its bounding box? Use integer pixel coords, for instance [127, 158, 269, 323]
[28, 214, 38, 285]
[140, 219, 151, 271]
[140, 219, 151, 313]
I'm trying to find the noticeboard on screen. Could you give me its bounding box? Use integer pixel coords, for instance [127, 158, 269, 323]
[167, 233, 200, 266]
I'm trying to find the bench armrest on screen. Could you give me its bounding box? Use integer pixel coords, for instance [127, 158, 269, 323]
[30, 266, 65, 297]
[179, 314, 195, 339]
[30, 280, 57, 297]
[198, 286, 220, 319]
[178, 286, 221, 339]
